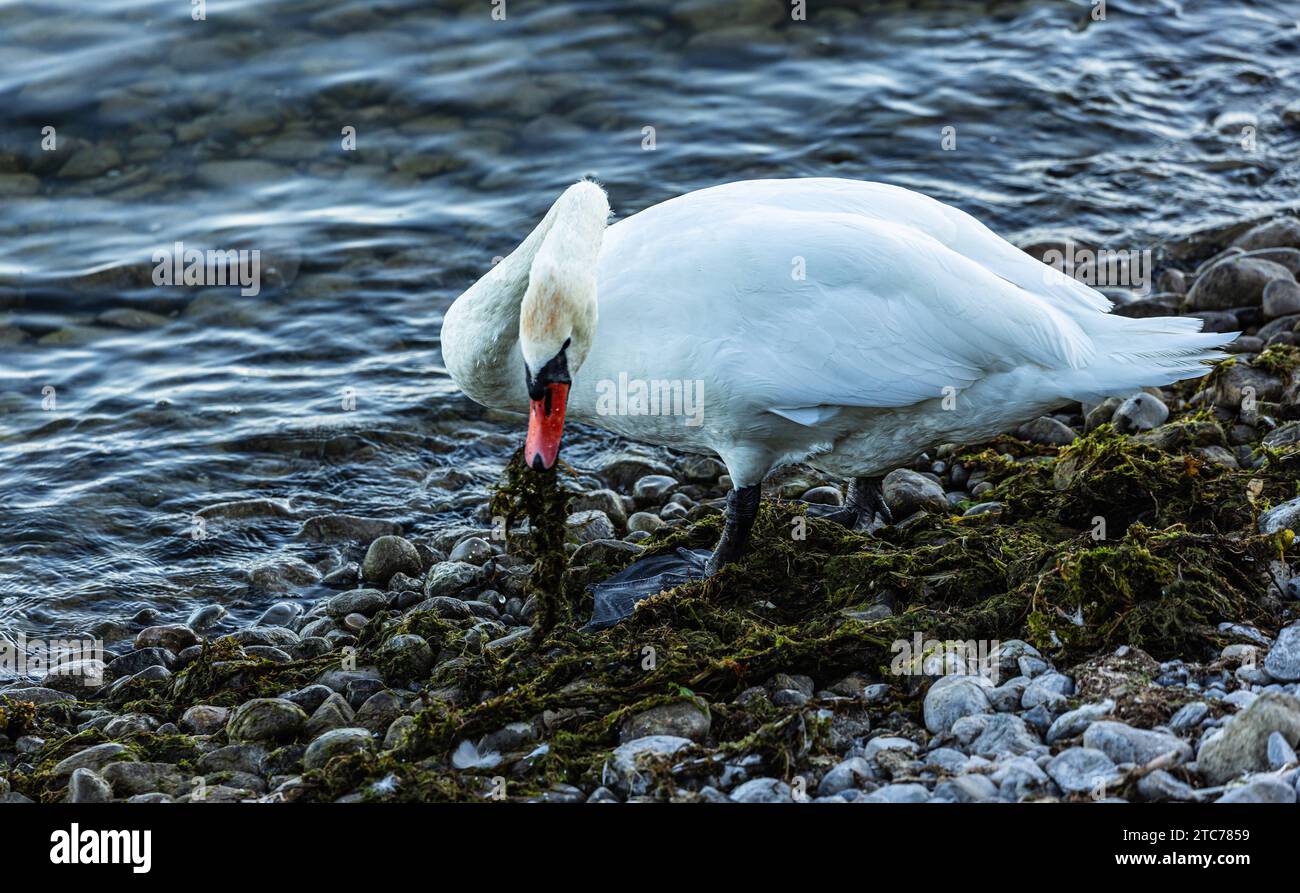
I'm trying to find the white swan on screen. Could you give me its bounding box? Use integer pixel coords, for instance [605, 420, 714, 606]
[441, 178, 1234, 575]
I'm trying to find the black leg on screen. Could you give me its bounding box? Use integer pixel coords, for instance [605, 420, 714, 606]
[705, 484, 761, 575]
[803, 476, 893, 531]
[848, 476, 893, 527]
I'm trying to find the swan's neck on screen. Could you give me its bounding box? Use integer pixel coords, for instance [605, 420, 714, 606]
[440, 183, 606, 411]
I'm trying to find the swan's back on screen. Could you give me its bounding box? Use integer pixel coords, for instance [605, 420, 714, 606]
[595, 178, 1232, 412]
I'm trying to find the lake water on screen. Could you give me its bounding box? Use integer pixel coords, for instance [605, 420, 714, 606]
[1, 0, 1298, 645]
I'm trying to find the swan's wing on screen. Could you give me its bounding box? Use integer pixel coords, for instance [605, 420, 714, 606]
[618, 178, 1112, 317]
[600, 197, 1095, 416]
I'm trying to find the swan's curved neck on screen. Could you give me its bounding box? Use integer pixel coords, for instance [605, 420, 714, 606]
[440, 183, 606, 411]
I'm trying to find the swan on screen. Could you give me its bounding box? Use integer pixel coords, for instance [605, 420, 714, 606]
[440, 178, 1235, 616]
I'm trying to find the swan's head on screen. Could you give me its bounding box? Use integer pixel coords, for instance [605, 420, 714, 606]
[519, 259, 597, 471]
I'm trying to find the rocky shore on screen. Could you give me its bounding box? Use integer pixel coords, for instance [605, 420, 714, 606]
[4, 214, 1300, 804]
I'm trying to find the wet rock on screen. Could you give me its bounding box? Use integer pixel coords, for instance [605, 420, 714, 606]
[861, 782, 928, 803]
[596, 453, 674, 490]
[134, 624, 199, 653]
[226, 698, 308, 743]
[1196, 691, 1300, 784]
[101, 762, 187, 797]
[1259, 497, 1300, 535]
[568, 489, 628, 528]
[324, 588, 387, 618]
[196, 743, 268, 776]
[602, 735, 693, 796]
[1186, 256, 1293, 311]
[57, 144, 121, 178]
[362, 535, 422, 585]
[1112, 392, 1169, 433]
[107, 647, 175, 679]
[801, 485, 843, 506]
[423, 561, 483, 598]
[923, 675, 993, 735]
[195, 498, 295, 522]
[376, 634, 434, 683]
[304, 727, 374, 771]
[248, 556, 321, 592]
[226, 626, 299, 649]
[1264, 622, 1300, 682]
[186, 604, 227, 632]
[67, 768, 113, 803]
[882, 469, 948, 518]
[1016, 416, 1077, 446]
[677, 455, 726, 483]
[621, 701, 711, 743]
[1262, 278, 1300, 319]
[1215, 778, 1297, 803]
[1046, 747, 1121, 794]
[447, 536, 493, 565]
[355, 690, 408, 734]
[817, 756, 873, 797]
[565, 510, 616, 543]
[256, 602, 303, 628]
[305, 693, 354, 739]
[1083, 721, 1192, 766]
[1022, 672, 1074, 709]
[730, 777, 792, 803]
[632, 474, 678, 504]
[1137, 769, 1199, 802]
[934, 774, 999, 803]
[1268, 730, 1297, 769]
[1231, 217, 1300, 252]
[626, 511, 664, 533]
[50, 743, 137, 783]
[1046, 700, 1114, 744]
[1169, 701, 1210, 733]
[180, 705, 230, 736]
[969, 714, 1041, 759]
[298, 514, 400, 544]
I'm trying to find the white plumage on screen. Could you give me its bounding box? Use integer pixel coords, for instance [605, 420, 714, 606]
[441, 178, 1234, 489]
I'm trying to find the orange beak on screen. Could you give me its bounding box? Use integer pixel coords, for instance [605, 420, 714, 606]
[525, 382, 569, 471]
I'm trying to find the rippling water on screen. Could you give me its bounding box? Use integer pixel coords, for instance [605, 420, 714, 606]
[2, 0, 1298, 644]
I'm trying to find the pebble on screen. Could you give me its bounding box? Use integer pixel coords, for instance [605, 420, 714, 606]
[1267, 730, 1297, 769]
[621, 701, 711, 743]
[969, 714, 1042, 759]
[923, 675, 993, 735]
[423, 561, 482, 598]
[1046, 699, 1114, 744]
[1196, 691, 1300, 784]
[180, 705, 230, 736]
[1264, 623, 1300, 682]
[226, 698, 308, 743]
[882, 469, 948, 518]
[304, 728, 374, 771]
[1112, 392, 1169, 433]
[1021, 672, 1074, 709]
[602, 736, 693, 796]
[1046, 747, 1122, 794]
[1169, 701, 1210, 732]
[362, 535, 422, 585]
[565, 510, 617, 543]
[1083, 720, 1192, 766]
[1215, 778, 1297, 803]
[1016, 416, 1077, 446]
[729, 777, 792, 803]
[447, 536, 493, 564]
[67, 768, 113, 803]
[817, 756, 873, 797]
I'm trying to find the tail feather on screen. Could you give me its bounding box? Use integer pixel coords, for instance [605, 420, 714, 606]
[1064, 314, 1237, 404]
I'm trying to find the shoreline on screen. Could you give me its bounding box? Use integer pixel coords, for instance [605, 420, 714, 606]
[3, 212, 1300, 804]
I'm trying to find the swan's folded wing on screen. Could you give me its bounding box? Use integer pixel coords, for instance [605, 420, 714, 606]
[703, 210, 1096, 414]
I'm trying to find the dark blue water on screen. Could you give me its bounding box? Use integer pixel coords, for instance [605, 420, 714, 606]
[2, 0, 1298, 643]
